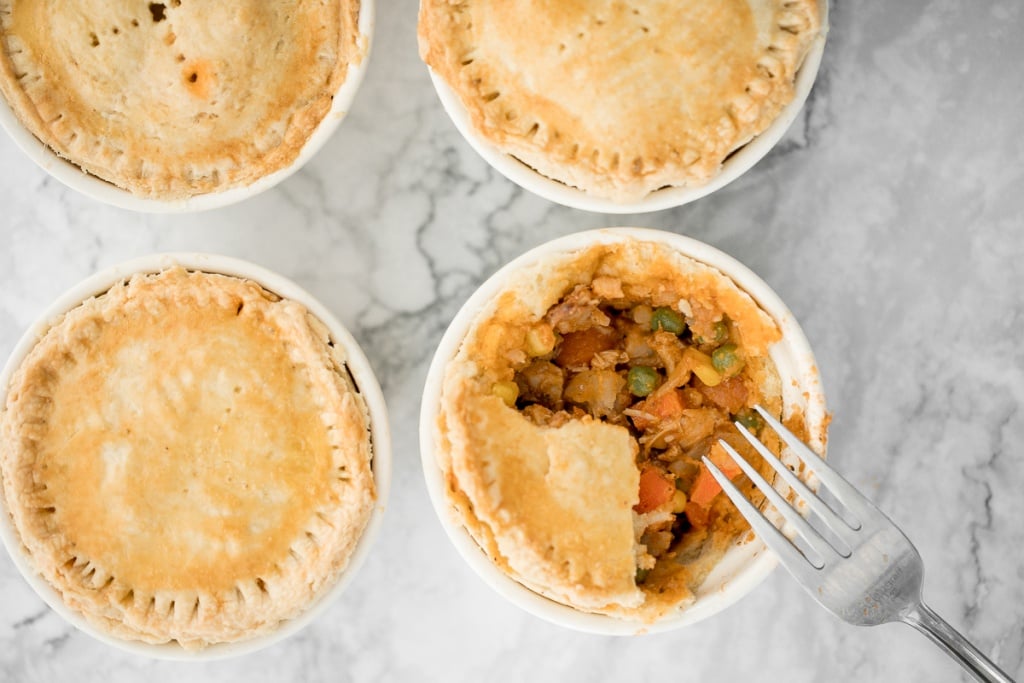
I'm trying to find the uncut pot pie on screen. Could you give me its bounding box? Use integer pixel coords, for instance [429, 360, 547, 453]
[0, 268, 376, 649]
[0, 0, 364, 199]
[435, 239, 796, 619]
[419, 0, 821, 202]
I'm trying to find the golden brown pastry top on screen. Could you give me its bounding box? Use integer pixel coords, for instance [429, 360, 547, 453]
[420, 0, 820, 201]
[0, 268, 375, 649]
[436, 238, 784, 619]
[0, 1, 363, 198]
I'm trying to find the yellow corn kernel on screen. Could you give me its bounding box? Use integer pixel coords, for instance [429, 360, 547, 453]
[525, 323, 556, 357]
[672, 489, 688, 513]
[492, 380, 519, 407]
[684, 347, 722, 386]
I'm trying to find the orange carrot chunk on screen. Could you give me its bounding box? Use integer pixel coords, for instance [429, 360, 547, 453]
[706, 441, 743, 479]
[696, 375, 748, 413]
[684, 501, 709, 528]
[685, 443, 743, 527]
[688, 465, 723, 510]
[629, 389, 685, 431]
[554, 327, 618, 368]
[635, 465, 675, 513]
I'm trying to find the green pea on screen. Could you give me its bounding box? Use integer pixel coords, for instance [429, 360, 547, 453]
[649, 307, 685, 334]
[635, 567, 650, 584]
[735, 408, 765, 434]
[627, 366, 660, 397]
[711, 343, 744, 376]
[698, 320, 729, 345]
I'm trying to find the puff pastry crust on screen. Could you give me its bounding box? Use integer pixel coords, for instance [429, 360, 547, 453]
[0, 1, 363, 198]
[0, 268, 375, 649]
[420, 0, 820, 201]
[436, 238, 785, 619]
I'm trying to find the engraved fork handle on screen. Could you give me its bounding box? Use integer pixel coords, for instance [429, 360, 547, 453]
[901, 603, 1015, 683]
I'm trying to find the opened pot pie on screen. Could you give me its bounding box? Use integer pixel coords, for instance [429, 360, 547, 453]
[419, 0, 821, 202]
[0, 0, 363, 199]
[0, 268, 376, 649]
[435, 238, 797, 619]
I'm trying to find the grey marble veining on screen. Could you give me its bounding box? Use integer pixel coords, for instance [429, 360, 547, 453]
[1, 1, 1023, 681]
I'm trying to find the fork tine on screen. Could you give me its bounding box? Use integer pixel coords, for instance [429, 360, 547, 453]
[754, 406, 873, 526]
[703, 456, 825, 576]
[733, 422, 859, 551]
[708, 443, 847, 565]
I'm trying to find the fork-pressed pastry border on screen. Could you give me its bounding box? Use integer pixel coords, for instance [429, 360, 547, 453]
[0, 269, 376, 649]
[0, 0, 362, 199]
[419, 0, 821, 201]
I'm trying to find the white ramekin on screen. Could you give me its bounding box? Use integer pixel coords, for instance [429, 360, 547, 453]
[428, 1, 829, 214]
[419, 227, 827, 635]
[0, 3, 374, 213]
[0, 253, 392, 659]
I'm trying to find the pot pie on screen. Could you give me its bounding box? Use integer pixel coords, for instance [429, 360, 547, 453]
[0, 0, 364, 199]
[0, 268, 376, 649]
[419, 0, 821, 202]
[435, 239, 799, 619]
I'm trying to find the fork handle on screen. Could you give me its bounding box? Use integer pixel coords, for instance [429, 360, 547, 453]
[901, 603, 1015, 683]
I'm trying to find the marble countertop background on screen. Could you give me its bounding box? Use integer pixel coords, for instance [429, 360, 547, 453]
[1, 1, 1022, 681]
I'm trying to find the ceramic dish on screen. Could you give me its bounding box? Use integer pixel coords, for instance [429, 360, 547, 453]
[425, 1, 828, 214]
[420, 227, 827, 633]
[0, 253, 391, 659]
[0, 4, 374, 213]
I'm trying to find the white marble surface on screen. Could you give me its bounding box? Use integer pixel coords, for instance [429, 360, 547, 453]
[1, 1, 1023, 681]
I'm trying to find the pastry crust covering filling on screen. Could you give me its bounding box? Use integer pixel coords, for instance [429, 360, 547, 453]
[0, 0, 364, 198]
[437, 239, 789, 619]
[0, 268, 376, 649]
[420, 0, 821, 201]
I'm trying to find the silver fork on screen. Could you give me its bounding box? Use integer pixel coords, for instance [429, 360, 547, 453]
[703, 405, 1015, 683]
